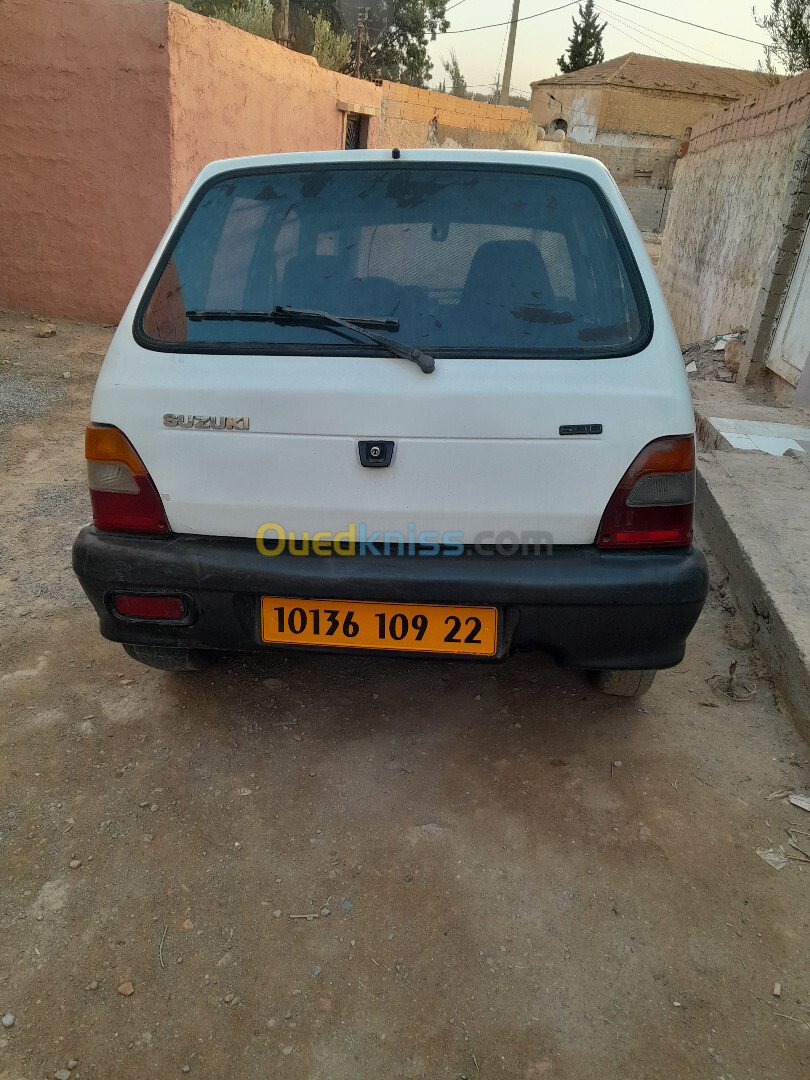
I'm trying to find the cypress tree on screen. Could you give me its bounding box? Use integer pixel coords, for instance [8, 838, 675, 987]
[558, 0, 607, 73]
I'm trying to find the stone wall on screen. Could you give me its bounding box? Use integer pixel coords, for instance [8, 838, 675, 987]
[657, 71, 810, 347]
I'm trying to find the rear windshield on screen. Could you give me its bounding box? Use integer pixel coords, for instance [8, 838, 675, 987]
[137, 163, 650, 358]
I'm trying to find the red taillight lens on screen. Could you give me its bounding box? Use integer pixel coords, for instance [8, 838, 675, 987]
[113, 594, 186, 620]
[85, 424, 169, 534]
[598, 435, 695, 550]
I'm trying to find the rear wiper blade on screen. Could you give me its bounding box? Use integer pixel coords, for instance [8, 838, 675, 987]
[186, 306, 436, 374]
[186, 309, 399, 331]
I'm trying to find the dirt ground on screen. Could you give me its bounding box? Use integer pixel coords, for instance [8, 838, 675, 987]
[1, 309, 809, 1080]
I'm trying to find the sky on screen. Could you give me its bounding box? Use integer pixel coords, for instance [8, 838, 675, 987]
[424, 0, 775, 97]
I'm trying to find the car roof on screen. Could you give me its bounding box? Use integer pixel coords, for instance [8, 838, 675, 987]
[192, 148, 615, 190]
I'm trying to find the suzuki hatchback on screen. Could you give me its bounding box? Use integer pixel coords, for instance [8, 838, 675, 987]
[73, 149, 708, 696]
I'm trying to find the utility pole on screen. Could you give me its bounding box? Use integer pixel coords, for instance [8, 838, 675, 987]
[278, 0, 290, 48]
[499, 0, 520, 106]
[355, 10, 364, 79]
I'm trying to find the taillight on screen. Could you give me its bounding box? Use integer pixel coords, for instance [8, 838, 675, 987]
[597, 435, 695, 549]
[85, 423, 169, 533]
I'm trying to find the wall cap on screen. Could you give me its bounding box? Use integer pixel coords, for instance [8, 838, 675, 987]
[336, 100, 380, 117]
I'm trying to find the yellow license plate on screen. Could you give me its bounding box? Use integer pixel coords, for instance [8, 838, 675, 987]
[260, 597, 498, 656]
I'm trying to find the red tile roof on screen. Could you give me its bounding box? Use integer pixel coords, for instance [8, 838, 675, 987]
[531, 53, 775, 100]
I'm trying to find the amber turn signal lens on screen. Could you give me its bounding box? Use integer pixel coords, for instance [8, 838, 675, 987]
[85, 423, 148, 476]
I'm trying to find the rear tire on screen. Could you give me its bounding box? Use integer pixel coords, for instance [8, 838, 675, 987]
[590, 668, 656, 697]
[122, 643, 217, 672]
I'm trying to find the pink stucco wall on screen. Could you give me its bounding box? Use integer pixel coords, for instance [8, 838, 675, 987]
[168, 5, 382, 208]
[0, 0, 173, 322]
[1, 1, 537, 324]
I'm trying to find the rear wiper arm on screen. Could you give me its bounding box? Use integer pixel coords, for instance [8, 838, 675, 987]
[186, 306, 436, 374]
[270, 306, 436, 374]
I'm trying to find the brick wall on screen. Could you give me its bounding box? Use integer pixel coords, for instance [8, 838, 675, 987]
[688, 71, 810, 153]
[657, 70, 810, 351]
[550, 138, 676, 232]
[620, 186, 669, 232]
[381, 83, 536, 150]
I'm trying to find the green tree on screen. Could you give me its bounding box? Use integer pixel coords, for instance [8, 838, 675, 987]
[174, 0, 450, 83]
[302, 0, 344, 31]
[358, 1, 450, 87]
[754, 0, 810, 74]
[223, 0, 276, 41]
[441, 48, 468, 98]
[313, 12, 353, 70]
[174, 1, 275, 42]
[557, 0, 606, 73]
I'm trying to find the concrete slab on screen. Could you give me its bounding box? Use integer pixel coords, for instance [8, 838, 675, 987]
[696, 448, 810, 735]
[704, 416, 808, 455]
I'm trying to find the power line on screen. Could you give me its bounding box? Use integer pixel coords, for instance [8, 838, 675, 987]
[598, 5, 738, 66]
[611, 0, 769, 47]
[600, 8, 694, 62]
[446, 0, 579, 35]
[598, 5, 737, 67]
[605, 21, 668, 59]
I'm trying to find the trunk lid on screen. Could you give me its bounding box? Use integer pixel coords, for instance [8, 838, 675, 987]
[91, 150, 693, 548]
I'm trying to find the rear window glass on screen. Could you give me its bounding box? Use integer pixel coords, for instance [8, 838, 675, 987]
[138, 164, 650, 358]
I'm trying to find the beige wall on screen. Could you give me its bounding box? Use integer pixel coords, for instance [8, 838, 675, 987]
[657, 72, 810, 344]
[658, 129, 801, 341]
[532, 82, 742, 143]
[0, 0, 173, 323]
[600, 87, 734, 140]
[531, 86, 603, 142]
[381, 82, 536, 150]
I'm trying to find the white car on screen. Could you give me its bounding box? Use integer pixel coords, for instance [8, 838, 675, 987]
[73, 149, 707, 696]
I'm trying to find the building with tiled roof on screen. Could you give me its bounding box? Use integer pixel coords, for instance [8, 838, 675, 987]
[530, 54, 777, 232]
[531, 53, 775, 142]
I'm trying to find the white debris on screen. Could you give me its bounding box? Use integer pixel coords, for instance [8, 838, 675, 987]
[756, 846, 788, 871]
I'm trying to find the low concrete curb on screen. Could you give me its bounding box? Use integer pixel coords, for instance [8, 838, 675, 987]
[696, 451, 810, 739]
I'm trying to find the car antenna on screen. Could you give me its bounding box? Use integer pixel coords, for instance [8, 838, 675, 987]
[392, 148, 401, 159]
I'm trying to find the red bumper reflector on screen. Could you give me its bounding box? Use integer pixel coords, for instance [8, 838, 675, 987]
[113, 594, 186, 620]
[615, 530, 681, 545]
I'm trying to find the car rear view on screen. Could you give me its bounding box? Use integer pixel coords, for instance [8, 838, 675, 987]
[73, 149, 708, 695]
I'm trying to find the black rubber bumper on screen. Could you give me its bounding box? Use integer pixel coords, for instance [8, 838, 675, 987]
[72, 527, 709, 670]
